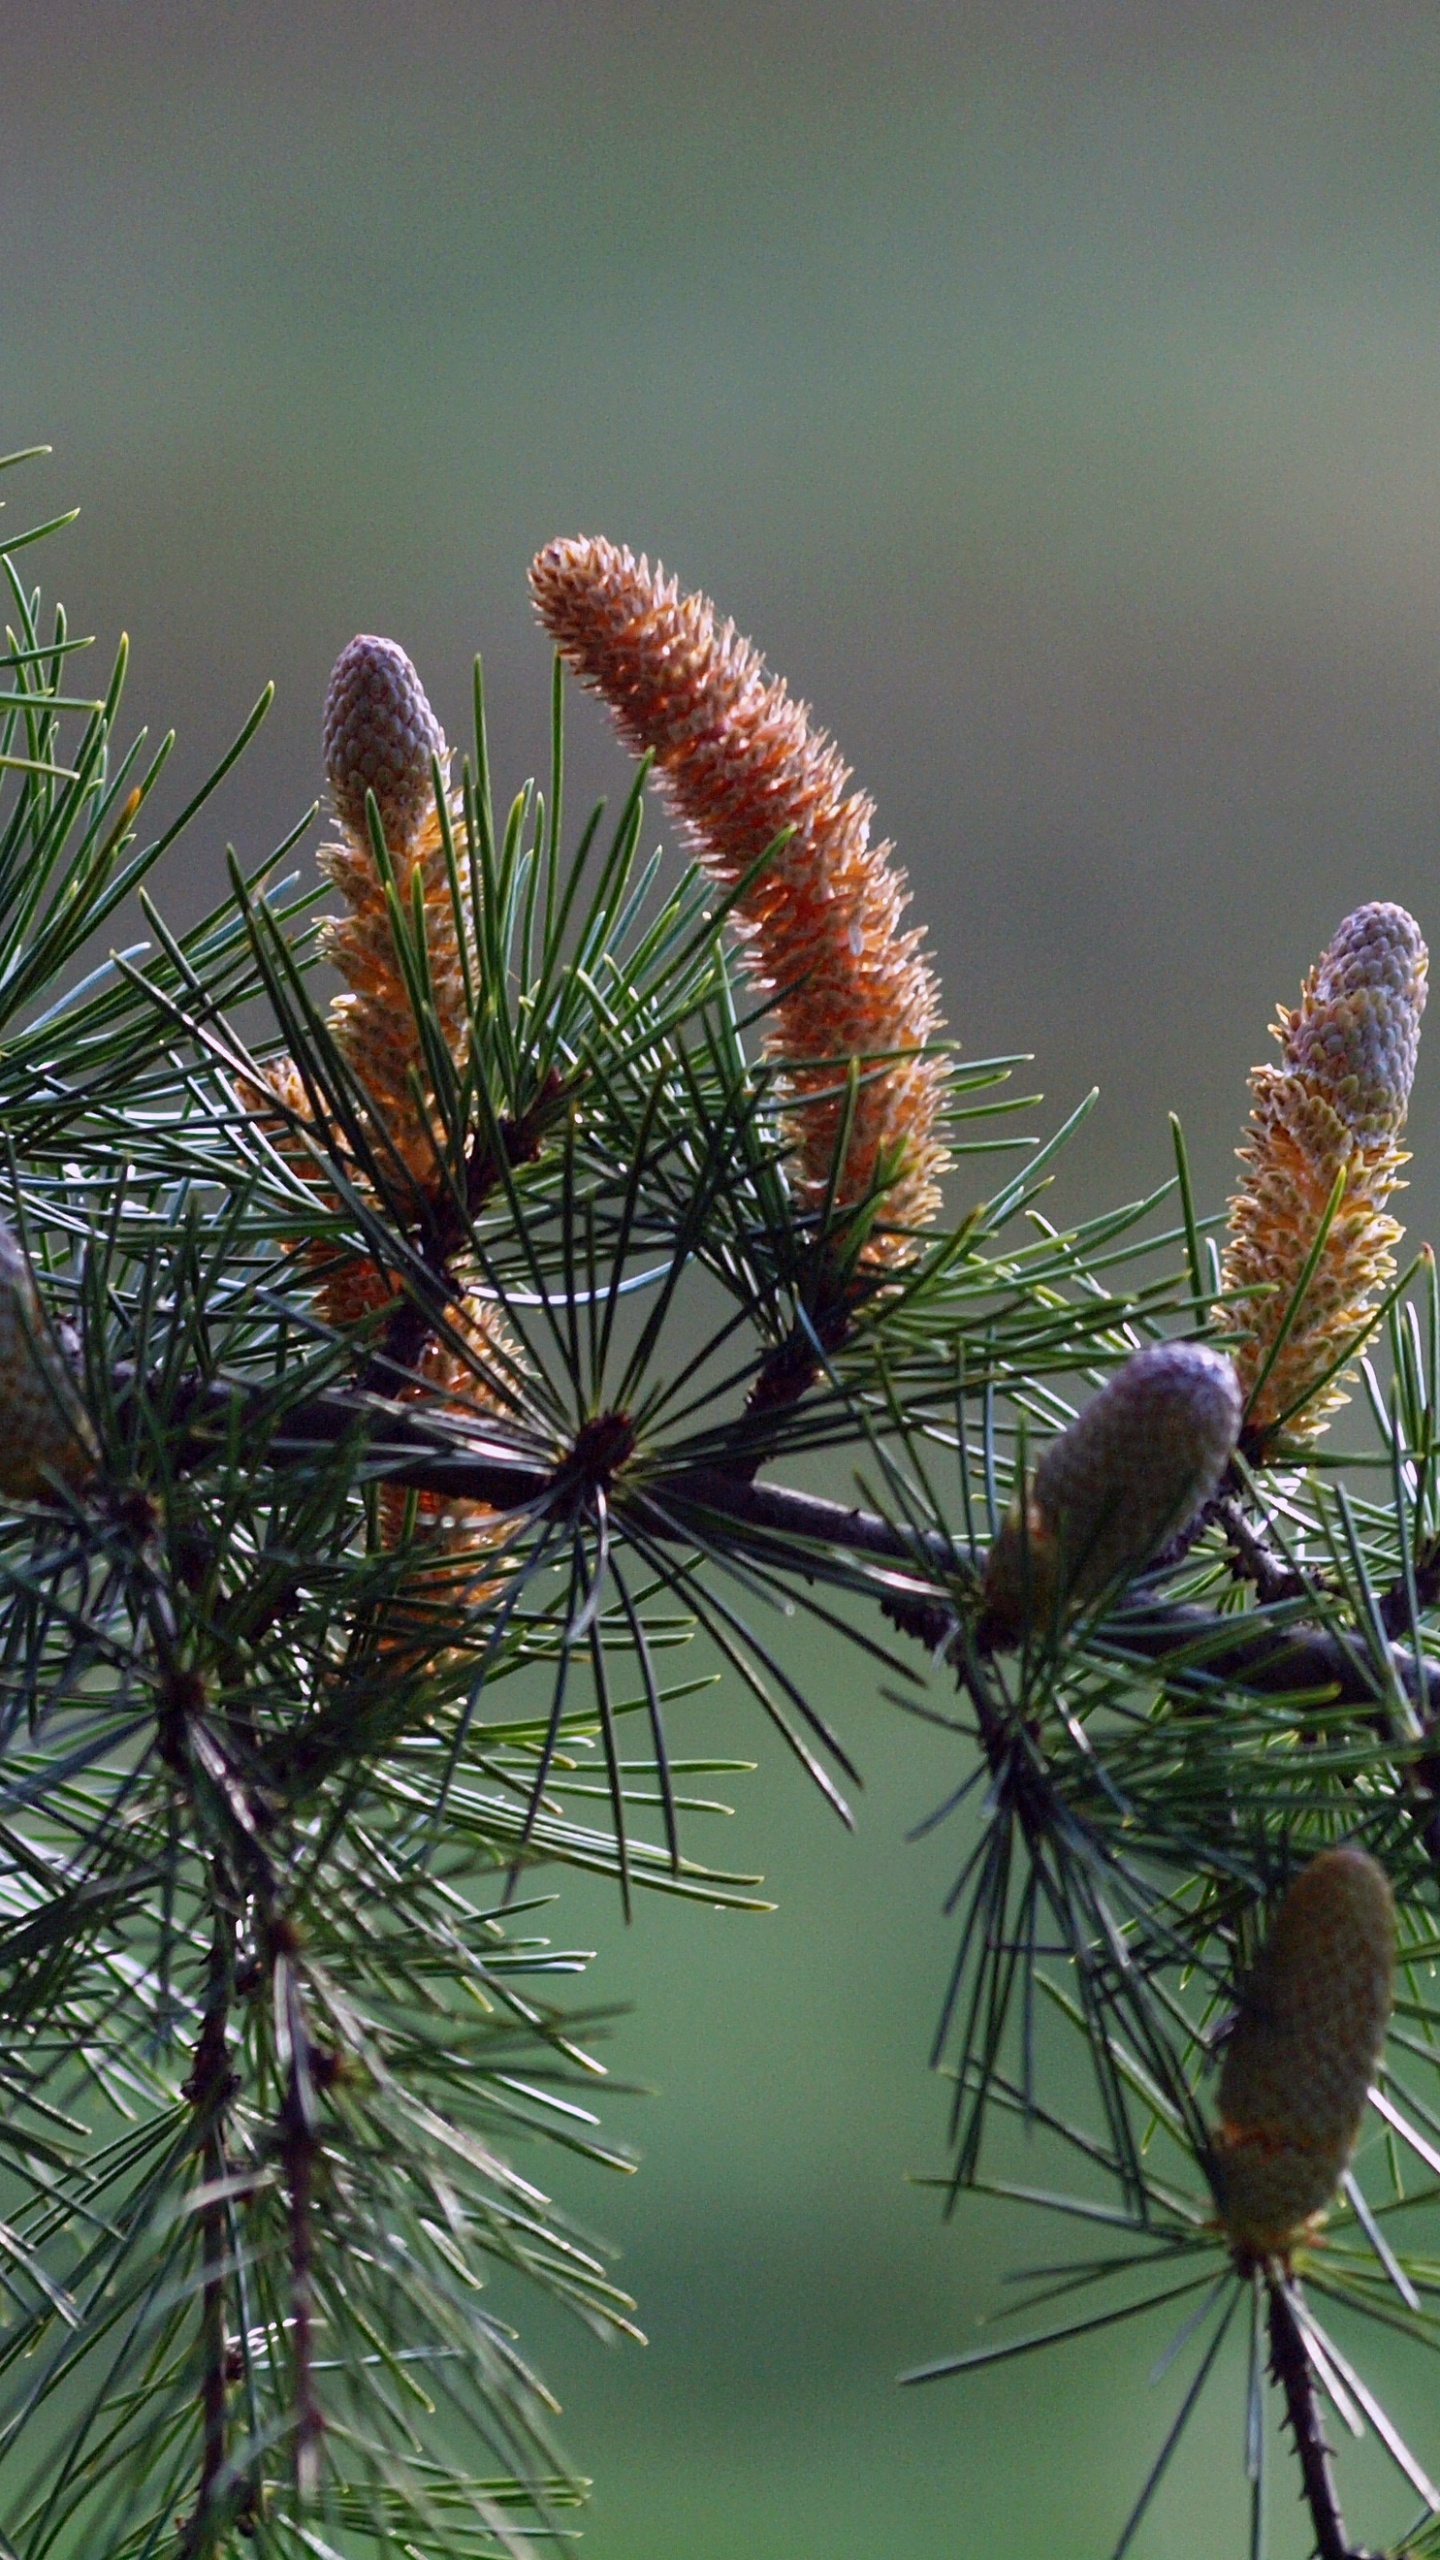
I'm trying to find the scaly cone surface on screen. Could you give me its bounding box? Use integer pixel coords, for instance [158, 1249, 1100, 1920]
[323, 631, 449, 848]
[1214, 1846, 1394, 2257]
[529, 536, 949, 1268]
[1221, 901, 1428, 1444]
[982, 1340, 1241, 1631]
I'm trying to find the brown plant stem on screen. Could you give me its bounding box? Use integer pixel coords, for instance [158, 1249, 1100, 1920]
[139, 1368, 1440, 1870]
[1213, 1491, 1315, 1607]
[277, 1961, 324, 2503]
[1266, 2275, 1376, 2560]
[735, 1299, 856, 1470]
[180, 1896, 239, 2559]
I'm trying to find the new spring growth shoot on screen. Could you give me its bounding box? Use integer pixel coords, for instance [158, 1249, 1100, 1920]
[982, 1340, 1242, 1633]
[314, 631, 474, 1184]
[267, 637, 516, 1602]
[1222, 901, 1428, 1446]
[529, 537, 949, 1272]
[0, 1216, 96, 1501]
[1214, 1847, 1394, 2257]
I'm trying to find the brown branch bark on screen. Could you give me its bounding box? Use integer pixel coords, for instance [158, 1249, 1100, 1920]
[179, 1898, 239, 2559]
[735, 1295, 855, 1472]
[1213, 1490, 1314, 1607]
[276, 1959, 324, 2504]
[1266, 2276, 1377, 2560]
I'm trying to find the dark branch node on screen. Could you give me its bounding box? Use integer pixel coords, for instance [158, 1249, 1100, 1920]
[156, 1664, 209, 1776]
[567, 1408, 636, 1491]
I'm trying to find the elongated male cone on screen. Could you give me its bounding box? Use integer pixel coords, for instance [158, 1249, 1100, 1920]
[529, 535, 948, 1262]
[983, 1341, 1241, 1629]
[1221, 901, 1427, 1441]
[323, 634, 447, 849]
[1215, 1846, 1393, 2255]
[0, 1219, 97, 1500]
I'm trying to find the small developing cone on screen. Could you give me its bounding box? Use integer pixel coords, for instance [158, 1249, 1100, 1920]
[1220, 902, 1427, 1445]
[983, 1341, 1241, 1632]
[0, 1218, 96, 1501]
[529, 537, 948, 1268]
[262, 631, 474, 1226]
[1214, 1847, 1394, 2256]
[323, 633, 448, 850]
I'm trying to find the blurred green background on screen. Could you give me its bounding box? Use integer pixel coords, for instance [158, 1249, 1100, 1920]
[8, 5, 1440, 2551]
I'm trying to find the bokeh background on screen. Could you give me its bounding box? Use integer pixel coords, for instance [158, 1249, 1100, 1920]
[7, 5, 1440, 2552]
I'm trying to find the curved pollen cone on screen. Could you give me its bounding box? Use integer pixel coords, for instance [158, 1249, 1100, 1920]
[1221, 902, 1427, 1445]
[1215, 1846, 1393, 2256]
[982, 1341, 1241, 1631]
[529, 536, 948, 1265]
[0, 1218, 97, 1501]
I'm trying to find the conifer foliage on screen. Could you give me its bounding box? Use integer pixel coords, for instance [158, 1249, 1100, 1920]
[6, 453, 1440, 2557]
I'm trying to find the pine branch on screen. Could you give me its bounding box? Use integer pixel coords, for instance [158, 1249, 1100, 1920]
[278, 1961, 325, 2507]
[11, 478, 1440, 2555]
[1108, 1597, 1440, 1725]
[160, 1364, 1440, 1705]
[159, 1370, 952, 1553]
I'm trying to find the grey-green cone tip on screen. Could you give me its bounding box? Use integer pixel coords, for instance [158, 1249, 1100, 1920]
[1286, 900, 1428, 1137]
